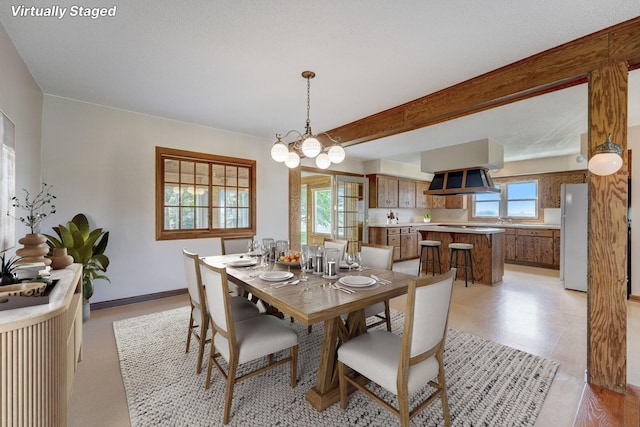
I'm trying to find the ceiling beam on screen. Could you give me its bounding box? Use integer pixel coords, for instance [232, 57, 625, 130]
[325, 16, 640, 146]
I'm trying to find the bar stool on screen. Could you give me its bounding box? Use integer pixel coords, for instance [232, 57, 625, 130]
[449, 243, 474, 287]
[418, 240, 441, 276]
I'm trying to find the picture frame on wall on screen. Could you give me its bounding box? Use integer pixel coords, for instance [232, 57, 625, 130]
[0, 110, 16, 252]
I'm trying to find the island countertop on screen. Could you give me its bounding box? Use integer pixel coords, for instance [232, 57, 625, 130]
[416, 225, 505, 234]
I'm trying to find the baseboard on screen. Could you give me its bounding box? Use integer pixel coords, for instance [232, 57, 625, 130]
[630, 295, 640, 303]
[90, 288, 188, 310]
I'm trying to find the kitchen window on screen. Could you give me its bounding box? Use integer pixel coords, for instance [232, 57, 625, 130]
[156, 147, 256, 240]
[472, 180, 538, 219]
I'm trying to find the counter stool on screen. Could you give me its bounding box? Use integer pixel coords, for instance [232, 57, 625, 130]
[418, 240, 441, 276]
[449, 243, 474, 287]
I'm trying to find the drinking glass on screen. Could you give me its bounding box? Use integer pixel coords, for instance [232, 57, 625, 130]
[355, 251, 363, 272]
[261, 245, 271, 268]
[299, 251, 308, 281]
[276, 240, 289, 261]
[246, 239, 253, 254]
[345, 252, 355, 272]
[253, 240, 261, 253]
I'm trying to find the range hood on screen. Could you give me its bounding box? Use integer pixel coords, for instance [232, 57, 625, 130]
[426, 167, 500, 195]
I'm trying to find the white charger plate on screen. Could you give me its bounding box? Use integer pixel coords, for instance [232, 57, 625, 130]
[227, 258, 258, 267]
[259, 271, 294, 282]
[339, 276, 376, 288]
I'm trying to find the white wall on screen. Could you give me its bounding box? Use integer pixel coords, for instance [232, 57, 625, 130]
[0, 23, 43, 250]
[40, 96, 292, 303]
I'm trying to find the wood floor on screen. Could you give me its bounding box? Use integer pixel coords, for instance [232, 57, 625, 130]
[68, 261, 640, 427]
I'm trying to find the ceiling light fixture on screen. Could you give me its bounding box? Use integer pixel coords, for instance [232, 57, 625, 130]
[270, 71, 345, 169]
[588, 134, 623, 176]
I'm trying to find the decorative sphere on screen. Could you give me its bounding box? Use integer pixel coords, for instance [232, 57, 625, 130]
[327, 144, 345, 163]
[271, 141, 289, 162]
[301, 137, 322, 158]
[315, 152, 331, 169]
[284, 151, 300, 168]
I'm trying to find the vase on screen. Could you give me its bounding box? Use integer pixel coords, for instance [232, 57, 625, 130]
[50, 247, 74, 270]
[15, 233, 52, 266]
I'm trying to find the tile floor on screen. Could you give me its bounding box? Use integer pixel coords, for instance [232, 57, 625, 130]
[68, 261, 640, 427]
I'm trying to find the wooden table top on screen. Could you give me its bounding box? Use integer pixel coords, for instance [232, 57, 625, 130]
[202, 255, 415, 325]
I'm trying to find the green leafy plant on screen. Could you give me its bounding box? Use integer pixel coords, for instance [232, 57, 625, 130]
[423, 213, 432, 219]
[7, 182, 56, 234]
[44, 213, 109, 300]
[0, 253, 20, 285]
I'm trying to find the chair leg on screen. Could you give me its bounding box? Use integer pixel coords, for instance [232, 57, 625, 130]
[338, 361, 348, 409]
[205, 340, 215, 389]
[196, 319, 207, 374]
[398, 386, 410, 427]
[436, 246, 442, 274]
[384, 300, 392, 332]
[223, 357, 238, 425]
[290, 345, 298, 387]
[185, 312, 194, 353]
[468, 249, 475, 284]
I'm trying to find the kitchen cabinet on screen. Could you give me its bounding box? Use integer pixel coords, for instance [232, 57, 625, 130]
[552, 229, 561, 268]
[416, 181, 430, 208]
[504, 228, 517, 263]
[369, 226, 419, 261]
[540, 171, 587, 208]
[368, 174, 398, 208]
[431, 195, 446, 209]
[514, 228, 555, 267]
[398, 180, 416, 207]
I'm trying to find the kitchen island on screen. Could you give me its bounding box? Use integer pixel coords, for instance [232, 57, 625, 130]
[417, 225, 505, 285]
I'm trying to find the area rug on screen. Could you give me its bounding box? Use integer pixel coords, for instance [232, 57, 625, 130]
[113, 307, 558, 426]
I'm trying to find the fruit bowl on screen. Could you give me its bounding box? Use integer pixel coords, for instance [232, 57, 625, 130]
[276, 251, 302, 268]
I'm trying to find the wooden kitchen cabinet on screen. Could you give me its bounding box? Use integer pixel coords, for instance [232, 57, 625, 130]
[540, 171, 587, 208]
[398, 180, 416, 208]
[552, 229, 561, 268]
[431, 195, 446, 209]
[369, 226, 419, 261]
[368, 174, 398, 208]
[416, 181, 430, 208]
[504, 228, 517, 263]
[515, 228, 555, 267]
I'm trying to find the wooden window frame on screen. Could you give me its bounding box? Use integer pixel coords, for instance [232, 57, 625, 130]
[471, 180, 539, 220]
[155, 147, 256, 240]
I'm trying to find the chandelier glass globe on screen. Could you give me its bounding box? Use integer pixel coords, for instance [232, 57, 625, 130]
[284, 151, 300, 168]
[315, 152, 331, 169]
[301, 137, 322, 158]
[327, 144, 345, 163]
[270, 140, 289, 162]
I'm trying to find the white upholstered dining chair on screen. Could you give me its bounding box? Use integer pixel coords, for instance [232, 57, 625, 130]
[182, 249, 261, 374]
[337, 268, 457, 427]
[199, 260, 299, 425]
[220, 235, 254, 255]
[360, 243, 394, 331]
[323, 238, 348, 261]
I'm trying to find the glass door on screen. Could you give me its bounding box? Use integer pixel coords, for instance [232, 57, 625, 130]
[335, 176, 368, 247]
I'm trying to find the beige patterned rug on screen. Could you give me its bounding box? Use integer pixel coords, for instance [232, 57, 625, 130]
[113, 306, 558, 426]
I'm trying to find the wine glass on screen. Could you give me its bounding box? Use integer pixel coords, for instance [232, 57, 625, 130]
[345, 252, 355, 272]
[253, 240, 261, 255]
[355, 251, 363, 272]
[261, 244, 271, 268]
[246, 239, 253, 254]
[299, 250, 308, 281]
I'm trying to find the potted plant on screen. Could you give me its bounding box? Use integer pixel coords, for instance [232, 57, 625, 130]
[44, 213, 109, 320]
[7, 182, 56, 265]
[0, 253, 20, 285]
[423, 213, 432, 223]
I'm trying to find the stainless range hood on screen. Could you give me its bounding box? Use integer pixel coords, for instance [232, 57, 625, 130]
[426, 167, 499, 195]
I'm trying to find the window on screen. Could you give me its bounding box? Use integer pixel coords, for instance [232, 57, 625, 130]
[313, 188, 332, 234]
[472, 180, 538, 219]
[156, 147, 256, 240]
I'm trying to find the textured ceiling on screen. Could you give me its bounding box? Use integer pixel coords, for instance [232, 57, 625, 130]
[1, 1, 639, 163]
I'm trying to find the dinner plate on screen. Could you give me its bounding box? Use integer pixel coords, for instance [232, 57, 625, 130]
[339, 276, 376, 288]
[259, 271, 294, 282]
[226, 258, 258, 267]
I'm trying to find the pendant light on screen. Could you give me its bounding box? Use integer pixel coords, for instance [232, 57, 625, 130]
[271, 71, 345, 168]
[588, 134, 623, 176]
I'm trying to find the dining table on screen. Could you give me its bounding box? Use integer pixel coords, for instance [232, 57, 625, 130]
[202, 254, 416, 412]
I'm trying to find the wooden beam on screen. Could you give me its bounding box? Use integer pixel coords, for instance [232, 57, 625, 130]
[587, 61, 628, 393]
[325, 17, 640, 146]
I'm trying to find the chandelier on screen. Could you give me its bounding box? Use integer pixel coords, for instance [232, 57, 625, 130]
[271, 71, 345, 169]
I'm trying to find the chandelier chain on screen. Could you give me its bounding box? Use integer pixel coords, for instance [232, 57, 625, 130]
[305, 74, 312, 134]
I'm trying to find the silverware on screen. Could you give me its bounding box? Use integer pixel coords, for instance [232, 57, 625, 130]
[331, 283, 354, 294]
[273, 280, 300, 288]
[370, 274, 391, 285]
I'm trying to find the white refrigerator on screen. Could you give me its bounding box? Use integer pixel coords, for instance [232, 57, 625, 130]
[560, 183, 588, 292]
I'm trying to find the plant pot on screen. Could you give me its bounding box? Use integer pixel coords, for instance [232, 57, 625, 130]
[83, 300, 91, 322]
[423, 218, 431, 223]
[15, 233, 51, 266]
[50, 248, 74, 270]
